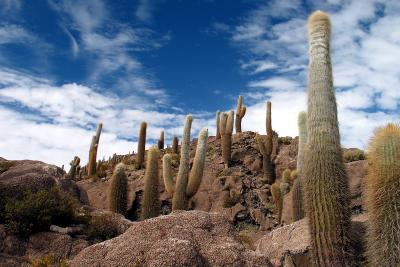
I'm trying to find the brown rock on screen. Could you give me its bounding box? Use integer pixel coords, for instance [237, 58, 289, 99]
[345, 160, 367, 211]
[281, 189, 293, 225]
[70, 211, 272, 267]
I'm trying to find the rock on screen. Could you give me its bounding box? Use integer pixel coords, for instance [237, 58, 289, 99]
[274, 138, 298, 180]
[70, 211, 272, 267]
[281, 189, 293, 225]
[256, 216, 367, 267]
[346, 160, 367, 211]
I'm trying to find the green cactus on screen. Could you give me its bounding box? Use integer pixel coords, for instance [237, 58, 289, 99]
[108, 163, 128, 215]
[292, 112, 307, 222]
[158, 130, 164, 150]
[220, 111, 234, 169]
[136, 121, 147, 169]
[290, 169, 298, 182]
[304, 11, 353, 266]
[280, 169, 291, 196]
[88, 123, 103, 176]
[271, 182, 282, 223]
[67, 156, 80, 180]
[235, 95, 246, 133]
[216, 110, 221, 139]
[282, 169, 291, 184]
[141, 146, 160, 220]
[365, 123, 400, 266]
[172, 136, 179, 154]
[163, 115, 208, 210]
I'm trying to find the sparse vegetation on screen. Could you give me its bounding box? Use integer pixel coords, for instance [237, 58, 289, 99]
[343, 148, 366, 163]
[84, 213, 120, 244]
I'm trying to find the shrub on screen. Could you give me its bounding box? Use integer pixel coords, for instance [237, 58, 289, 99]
[84, 214, 120, 244]
[2, 187, 78, 237]
[31, 254, 67, 267]
[278, 136, 292, 145]
[343, 148, 366, 163]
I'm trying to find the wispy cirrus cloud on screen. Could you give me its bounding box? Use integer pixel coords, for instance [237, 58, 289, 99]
[225, 0, 400, 149]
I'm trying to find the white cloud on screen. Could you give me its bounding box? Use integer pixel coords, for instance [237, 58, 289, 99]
[0, 24, 35, 44]
[135, 0, 153, 22]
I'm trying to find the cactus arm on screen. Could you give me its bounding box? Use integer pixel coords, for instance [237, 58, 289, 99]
[187, 128, 208, 197]
[162, 154, 175, 194]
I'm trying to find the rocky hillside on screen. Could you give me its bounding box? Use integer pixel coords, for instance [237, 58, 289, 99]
[0, 131, 368, 266]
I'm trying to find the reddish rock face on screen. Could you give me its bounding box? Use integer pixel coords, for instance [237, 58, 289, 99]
[70, 210, 272, 267]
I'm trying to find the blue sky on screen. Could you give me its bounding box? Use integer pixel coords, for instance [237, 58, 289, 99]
[0, 0, 399, 166]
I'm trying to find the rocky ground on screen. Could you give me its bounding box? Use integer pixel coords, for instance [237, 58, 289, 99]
[0, 132, 368, 266]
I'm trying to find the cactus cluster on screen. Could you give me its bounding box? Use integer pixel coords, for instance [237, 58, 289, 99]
[219, 111, 234, 169]
[108, 163, 128, 215]
[136, 121, 147, 169]
[365, 123, 400, 266]
[163, 115, 208, 210]
[304, 11, 353, 266]
[235, 95, 246, 133]
[141, 146, 160, 220]
[88, 123, 103, 176]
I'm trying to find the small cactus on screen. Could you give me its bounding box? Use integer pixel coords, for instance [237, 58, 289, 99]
[220, 111, 234, 169]
[235, 95, 246, 133]
[108, 163, 128, 215]
[172, 136, 179, 154]
[271, 182, 282, 223]
[141, 146, 160, 220]
[158, 131, 164, 150]
[365, 123, 400, 266]
[280, 169, 291, 196]
[67, 156, 80, 180]
[136, 121, 147, 169]
[163, 115, 208, 210]
[88, 123, 103, 176]
[216, 111, 221, 139]
[304, 11, 353, 266]
[282, 169, 291, 184]
[290, 169, 298, 182]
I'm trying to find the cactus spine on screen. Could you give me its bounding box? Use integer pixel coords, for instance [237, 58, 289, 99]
[220, 111, 234, 169]
[216, 111, 221, 139]
[136, 121, 147, 169]
[141, 146, 160, 220]
[304, 11, 353, 266]
[88, 123, 102, 176]
[108, 163, 128, 215]
[365, 124, 400, 266]
[163, 115, 208, 210]
[172, 136, 179, 154]
[235, 95, 246, 133]
[292, 111, 307, 222]
[67, 156, 80, 180]
[158, 131, 164, 150]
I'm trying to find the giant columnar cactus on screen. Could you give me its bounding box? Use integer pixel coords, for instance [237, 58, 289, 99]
[163, 115, 208, 210]
[292, 111, 307, 221]
[136, 121, 147, 169]
[172, 136, 179, 154]
[220, 111, 234, 169]
[235, 95, 246, 133]
[216, 111, 221, 139]
[271, 182, 282, 223]
[158, 131, 164, 150]
[365, 124, 400, 266]
[108, 163, 128, 215]
[304, 11, 353, 266]
[88, 123, 103, 176]
[141, 146, 160, 220]
[67, 156, 80, 180]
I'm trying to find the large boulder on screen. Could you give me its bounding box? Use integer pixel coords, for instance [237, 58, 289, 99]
[70, 211, 272, 267]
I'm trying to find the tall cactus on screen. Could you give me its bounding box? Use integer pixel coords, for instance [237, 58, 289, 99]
[216, 111, 221, 139]
[271, 182, 282, 223]
[163, 115, 208, 210]
[88, 123, 103, 176]
[108, 163, 128, 215]
[256, 101, 275, 184]
[235, 95, 246, 133]
[136, 121, 147, 169]
[292, 111, 307, 221]
[172, 136, 179, 154]
[158, 130, 164, 150]
[365, 123, 400, 266]
[304, 11, 353, 266]
[220, 111, 234, 169]
[67, 156, 80, 180]
[141, 146, 160, 220]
